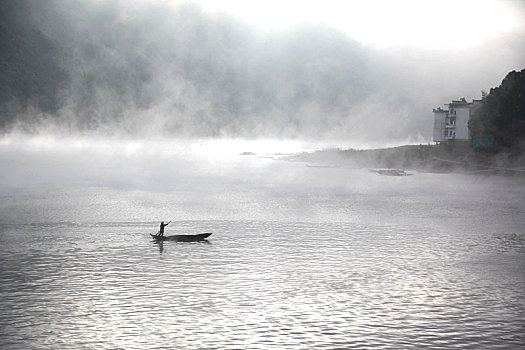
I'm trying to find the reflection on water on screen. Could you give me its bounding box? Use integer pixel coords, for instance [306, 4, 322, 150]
[0, 216, 524, 349]
[154, 239, 211, 254]
[0, 162, 524, 349]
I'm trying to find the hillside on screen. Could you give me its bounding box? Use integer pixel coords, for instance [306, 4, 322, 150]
[469, 69, 525, 152]
[0, 0, 67, 127]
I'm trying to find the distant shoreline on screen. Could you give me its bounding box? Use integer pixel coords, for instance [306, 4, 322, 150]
[287, 142, 525, 176]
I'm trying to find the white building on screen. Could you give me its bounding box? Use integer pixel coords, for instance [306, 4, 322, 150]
[433, 98, 482, 143]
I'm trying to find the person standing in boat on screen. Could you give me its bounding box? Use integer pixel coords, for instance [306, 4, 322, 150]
[158, 221, 170, 237]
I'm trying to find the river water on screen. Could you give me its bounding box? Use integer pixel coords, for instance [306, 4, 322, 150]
[0, 140, 524, 349]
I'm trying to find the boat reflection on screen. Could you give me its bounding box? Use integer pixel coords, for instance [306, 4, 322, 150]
[153, 238, 211, 253]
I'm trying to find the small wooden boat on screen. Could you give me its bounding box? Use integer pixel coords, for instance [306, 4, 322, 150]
[369, 168, 413, 176]
[150, 232, 212, 242]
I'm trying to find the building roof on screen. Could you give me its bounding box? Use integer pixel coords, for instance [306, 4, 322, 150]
[449, 97, 473, 107]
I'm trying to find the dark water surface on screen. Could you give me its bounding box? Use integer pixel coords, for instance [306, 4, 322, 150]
[1, 164, 524, 349]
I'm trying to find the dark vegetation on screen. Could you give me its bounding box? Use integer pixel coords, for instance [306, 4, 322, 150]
[469, 69, 525, 152]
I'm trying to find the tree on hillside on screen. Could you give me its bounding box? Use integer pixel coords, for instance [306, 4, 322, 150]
[469, 69, 525, 151]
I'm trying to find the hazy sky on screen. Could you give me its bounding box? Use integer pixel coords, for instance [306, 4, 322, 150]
[179, 0, 521, 48]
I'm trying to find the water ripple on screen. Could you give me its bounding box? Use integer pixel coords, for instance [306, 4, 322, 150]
[1, 220, 524, 349]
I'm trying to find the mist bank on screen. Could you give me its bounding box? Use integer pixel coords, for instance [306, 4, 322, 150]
[1, 0, 524, 144]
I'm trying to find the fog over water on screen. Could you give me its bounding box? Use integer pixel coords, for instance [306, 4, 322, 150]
[1, 135, 524, 224]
